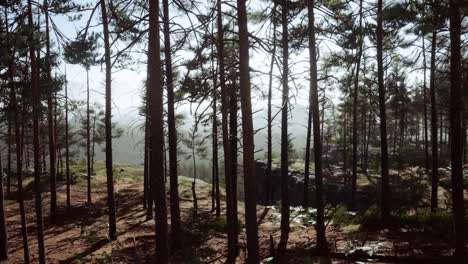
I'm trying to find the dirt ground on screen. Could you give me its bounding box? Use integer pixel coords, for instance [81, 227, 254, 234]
[0, 163, 459, 263]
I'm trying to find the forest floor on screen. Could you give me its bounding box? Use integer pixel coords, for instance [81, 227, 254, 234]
[1, 161, 463, 263]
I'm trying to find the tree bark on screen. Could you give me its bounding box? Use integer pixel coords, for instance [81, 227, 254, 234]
[210, 33, 221, 217]
[237, 0, 259, 262]
[429, 2, 439, 212]
[218, 1, 236, 262]
[28, 0, 46, 261]
[7, 124, 11, 196]
[162, 0, 181, 249]
[229, 80, 239, 256]
[45, 0, 57, 219]
[267, 2, 278, 206]
[421, 19, 430, 173]
[376, 0, 390, 219]
[65, 68, 71, 210]
[278, 0, 290, 257]
[351, 0, 363, 208]
[4, 5, 12, 197]
[448, 0, 466, 260]
[308, 0, 327, 253]
[148, 0, 169, 261]
[100, 0, 117, 241]
[86, 69, 92, 203]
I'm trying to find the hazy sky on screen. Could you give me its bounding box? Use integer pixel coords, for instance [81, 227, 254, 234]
[50, 0, 427, 131]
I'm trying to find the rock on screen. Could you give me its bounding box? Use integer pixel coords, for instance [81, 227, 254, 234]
[254, 161, 375, 212]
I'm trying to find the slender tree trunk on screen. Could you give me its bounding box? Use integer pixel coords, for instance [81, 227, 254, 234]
[351, 0, 363, 208]
[14, 92, 29, 264]
[429, 4, 439, 212]
[211, 55, 221, 217]
[45, 0, 57, 219]
[343, 106, 348, 182]
[422, 28, 430, 174]
[448, 0, 466, 260]
[218, 1, 236, 262]
[308, 0, 327, 253]
[91, 114, 97, 171]
[278, 0, 290, 257]
[229, 81, 239, 257]
[0, 150, 8, 260]
[100, 0, 117, 241]
[266, 2, 278, 206]
[65, 68, 71, 210]
[237, 0, 259, 262]
[5, 5, 12, 197]
[7, 124, 11, 196]
[303, 0, 313, 208]
[148, 0, 169, 260]
[86, 69, 92, 203]
[143, 79, 150, 212]
[376, 0, 390, 219]
[162, 0, 181, 249]
[210, 34, 221, 217]
[145, 23, 154, 222]
[28, 0, 46, 262]
[143, 119, 149, 209]
[192, 138, 198, 215]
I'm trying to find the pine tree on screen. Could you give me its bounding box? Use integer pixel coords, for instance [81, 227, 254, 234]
[376, 0, 390, 219]
[99, 0, 117, 241]
[308, 0, 327, 253]
[278, 0, 290, 258]
[448, 0, 466, 260]
[148, 0, 169, 261]
[162, 0, 181, 249]
[28, 0, 46, 261]
[237, 0, 259, 262]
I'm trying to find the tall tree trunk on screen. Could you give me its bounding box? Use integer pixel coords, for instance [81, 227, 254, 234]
[303, 0, 313, 208]
[148, 0, 169, 260]
[343, 105, 348, 182]
[91, 114, 97, 171]
[229, 81, 239, 257]
[422, 25, 430, 174]
[86, 69, 92, 203]
[145, 22, 154, 222]
[218, 1, 236, 262]
[100, 0, 117, 241]
[351, 0, 363, 208]
[308, 0, 327, 253]
[448, 0, 466, 260]
[7, 124, 11, 196]
[5, 5, 12, 197]
[191, 133, 198, 215]
[210, 32, 221, 216]
[237, 0, 259, 262]
[13, 92, 30, 264]
[144, 82, 150, 213]
[376, 0, 390, 219]
[278, 0, 290, 257]
[0, 150, 8, 260]
[429, 2, 439, 212]
[28, 0, 46, 262]
[65, 68, 71, 211]
[162, 0, 181, 249]
[211, 52, 221, 217]
[266, 2, 278, 206]
[45, 0, 57, 219]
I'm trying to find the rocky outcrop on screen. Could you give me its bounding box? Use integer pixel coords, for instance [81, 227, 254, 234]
[254, 162, 376, 212]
